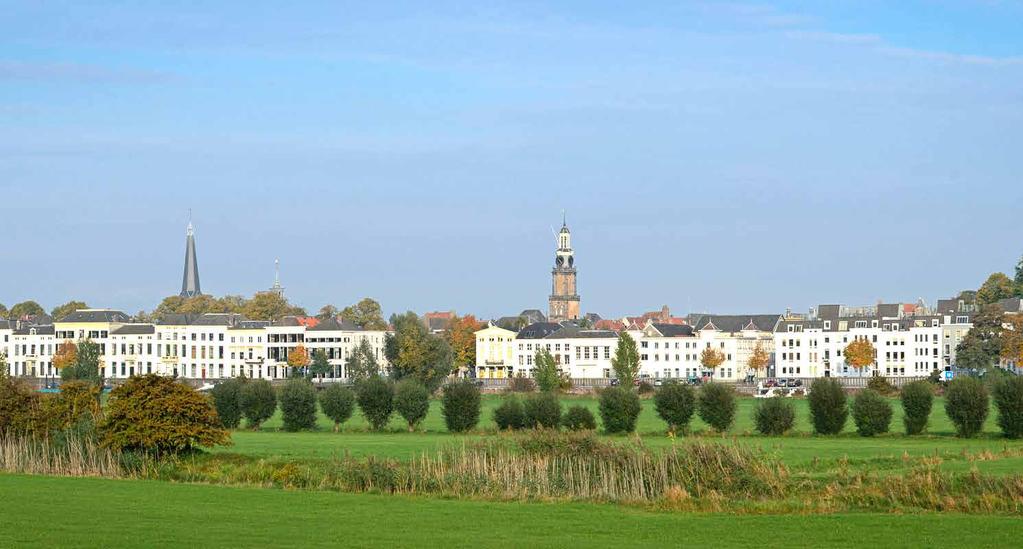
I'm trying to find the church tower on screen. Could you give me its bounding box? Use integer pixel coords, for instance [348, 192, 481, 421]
[180, 217, 201, 298]
[548, 216, 580, 322]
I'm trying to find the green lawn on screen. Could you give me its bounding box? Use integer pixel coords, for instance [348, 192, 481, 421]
[219, 395, 1023, 471]
[2, 474, 1019, 548]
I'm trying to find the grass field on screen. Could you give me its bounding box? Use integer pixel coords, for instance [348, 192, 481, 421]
[2, 474, 1019, 548]
[216, 395, 1023, 475]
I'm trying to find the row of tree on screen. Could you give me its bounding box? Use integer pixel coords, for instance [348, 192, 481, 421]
[955, 255, 1023, 372]
[0, 300, 89, 321]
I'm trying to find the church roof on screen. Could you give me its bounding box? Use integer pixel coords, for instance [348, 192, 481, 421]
[180, 221, 201, 298]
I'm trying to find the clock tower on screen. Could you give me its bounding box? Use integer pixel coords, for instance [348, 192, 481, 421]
[548, 217, 580, 322]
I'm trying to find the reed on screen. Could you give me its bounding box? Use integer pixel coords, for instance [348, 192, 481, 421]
[0, 434, 124, 478]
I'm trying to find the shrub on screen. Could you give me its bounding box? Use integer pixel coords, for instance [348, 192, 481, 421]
[0, 374, 46, 437]
[808, 378, 848, 435]
[211, 378, 244, 429]
[866, 376, 898, 396]
[900, 380, 933, 435]
[562, 405, 597, 431]
[278, 378, 318, 432]
[239, 379, 277, 430]
[357, 376, 394, 431]
[48, 380, 101, 429]
[493, 397, 526, 430]
[993, 376, 1023, 439]
[598, 387, 641, 434]
[697, 383, 737, 432]
[394, 379, 430, 432]
[507, 375, 536, 393]
[944, 377, 990, 438]
[524, 392, 562, 429]
[851, 389, 892, 437]
[637, 381, 655, 395]
[753, 397, 795, 435]
[441, 381, 481, 433]
[319, 384, 356, 432]
[654, 383, 696, 434]
[99, 374, 230, 456]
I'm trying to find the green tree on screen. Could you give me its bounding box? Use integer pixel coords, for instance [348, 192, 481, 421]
[393, 379, 430, 432]
[341, 298, 388, 330]
[50, 300, 88, 321]
[319, 384, 356, 432]
[956, 304, 1005, 371]
[0, 303, 8, 318]
[356, 376, 394, 430]
[611, 332, 641, 387]
[316, 304, 339, 320]
[10, 300, 44, 319]
[385, 312, 452, 390]
[239, 379, 277, 430]
[346, 339, 380, 381]
[309, 349, 331, 379]
[653, 382, 696, 434]
[441, 380, 481, 433]
[532, 348, 561, 392]
[977, 272, 1015, 305]
[945, 377, 990, 438]
[153, 295, 186, 320]
[244, 291, 306, 321]
[211, 378, 245, 429]
[278, 378, 318, 432]
[60, 340, 103, 387]
[1015, 255, 1023, 297]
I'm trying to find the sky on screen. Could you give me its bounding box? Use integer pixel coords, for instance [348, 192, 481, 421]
[1, 1, 1021, 320]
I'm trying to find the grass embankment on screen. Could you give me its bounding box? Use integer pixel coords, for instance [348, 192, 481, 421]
[1, 474, 1020, 549]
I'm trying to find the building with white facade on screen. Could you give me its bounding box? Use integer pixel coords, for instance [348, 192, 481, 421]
[1, 309, 389, 382]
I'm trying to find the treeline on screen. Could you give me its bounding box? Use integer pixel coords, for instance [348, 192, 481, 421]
[955, 253, 1023, 371]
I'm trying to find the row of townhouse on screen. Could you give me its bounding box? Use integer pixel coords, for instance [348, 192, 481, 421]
[475, 314, 780, 382]
[773, 299, 976, 378]
[0, 310, 389, 381]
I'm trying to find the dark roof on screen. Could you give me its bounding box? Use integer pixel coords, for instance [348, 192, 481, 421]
[58, 310, 130, 323]
[649, 323, 694, 337]
[308, 318, 361, 331]
[519, 309, 547, 322]
[112, 324, 156, 335]
[516, 322, 563, 339]
[14, 325, 54, 336]
[546, 325, 618, 339]
[494, 316, 524, 331]
[689, 314, 780, 333]
[998, 297, 1023, 314]
[157, 313, 245, 326]
[0, 320, 11, 330]
[229, 320, 271, 330]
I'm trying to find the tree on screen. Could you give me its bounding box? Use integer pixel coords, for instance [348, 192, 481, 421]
[316, 304, 339, 320]
[611, 332, 641, 387]
[393, 379, 430, 432]
[211, 378, 245, 429]
[1016, 255, 1023, 297]
[52, 341, 78, 372]
[60, 340, 102, 387]
[50, 300, 88, 321]
[0, 303, 8, 318]
[309, 349, 331, 379]
[1000, 315, 1023, 366]
[153, 295, 186, 320]
[239, 379, 277, 430]
[844, 339, 876, 374]
[977, 272, 1015, 305]
[279, 378, 318, 432]
[179, 294, 225, 315]
[99, 374, 230, 456]
[956, 304, 1005, 371]
[385, 312, 452, 391]
[446, 314, 481, 375]
[654, 382, 697, 434]
[10, 300, 44, 319]
[993, 377, 1023, 439]
[945, 377, 989, 438]
[357, 376, 395, 430]
[244, 291, 306, 321]
[747, 342, 770, 378]
[697, 382, 737, 432]
[851, 389, 893, 437]
[699, 347, 726, 375]
[598, 387, 641, 433]
[346, 339, 380, 381]
[901, 380, 934, 435]
[808, 378, 848, 435]
[532, 348, 561, 392]
[287, 344, 310, 377]
[319, 384, 356, 432]
[341, 298, 388, 330]
[441, 381, 481, 433]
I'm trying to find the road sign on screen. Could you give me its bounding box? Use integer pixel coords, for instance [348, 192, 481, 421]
[945, 371, 953, 381]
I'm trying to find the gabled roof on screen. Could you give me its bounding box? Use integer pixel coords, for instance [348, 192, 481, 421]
[546, 325, 618, 339]
[157, 313, 245, 326]
[689, 314, 781, 333]
[647, 323, 695, 337]
[58, 309, 130, 323]
[516, 322, 563, 340]
[0, 320, 11, 330]
[14, 325, 54, 336]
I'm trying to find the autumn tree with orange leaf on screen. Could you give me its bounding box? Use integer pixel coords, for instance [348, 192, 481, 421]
[844, 338, 876, 374]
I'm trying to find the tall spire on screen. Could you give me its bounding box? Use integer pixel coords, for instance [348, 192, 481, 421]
[180, 214, 201, 298]
[270, 258, 284, 297]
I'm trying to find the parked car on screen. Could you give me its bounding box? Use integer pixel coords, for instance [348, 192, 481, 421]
[788, 379, 803, 388]
[764, 379, 779, 388]
[609, 378, 620, 387]
[654, 379, 664, 387]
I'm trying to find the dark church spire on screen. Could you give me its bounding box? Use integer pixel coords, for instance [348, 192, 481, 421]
[180, 214, 201, 298]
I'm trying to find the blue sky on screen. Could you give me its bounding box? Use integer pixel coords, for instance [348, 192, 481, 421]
[1, 1, 1021, 319]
